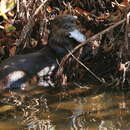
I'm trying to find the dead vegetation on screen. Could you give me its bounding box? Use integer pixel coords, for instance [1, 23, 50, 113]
[0, 0, 130, 88]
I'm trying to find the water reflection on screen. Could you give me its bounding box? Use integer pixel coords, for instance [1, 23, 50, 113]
[0, 85, 130, 130]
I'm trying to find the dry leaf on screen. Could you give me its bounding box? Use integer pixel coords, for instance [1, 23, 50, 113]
[0, 0, 16, 20]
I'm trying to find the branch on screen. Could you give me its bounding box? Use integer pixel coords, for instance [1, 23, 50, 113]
[57, 18, 127, 76]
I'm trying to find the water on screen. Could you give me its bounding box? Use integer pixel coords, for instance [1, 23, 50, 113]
[0, 84, 130, 130]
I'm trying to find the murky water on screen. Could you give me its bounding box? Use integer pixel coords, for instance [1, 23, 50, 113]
[0, 84, 130, 130]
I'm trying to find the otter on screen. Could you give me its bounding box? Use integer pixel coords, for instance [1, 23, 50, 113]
[0, 15, 86, 89]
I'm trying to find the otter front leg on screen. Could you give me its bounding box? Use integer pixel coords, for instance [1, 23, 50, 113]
[37, 65, 57, 87]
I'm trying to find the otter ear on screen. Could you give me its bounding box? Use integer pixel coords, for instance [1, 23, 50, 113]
[69, 29, 86, 43]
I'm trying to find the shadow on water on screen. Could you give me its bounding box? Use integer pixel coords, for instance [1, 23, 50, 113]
[0, 84, 130, 130]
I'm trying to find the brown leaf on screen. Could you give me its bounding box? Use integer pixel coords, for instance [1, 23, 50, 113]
[46, 6, 53, 13]
[74, 7, 91, 17]
[9, 45, 16, 56]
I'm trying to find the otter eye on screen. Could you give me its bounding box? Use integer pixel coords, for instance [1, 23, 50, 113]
[63, 23, 75, 30]
[63, 24, 71, 29]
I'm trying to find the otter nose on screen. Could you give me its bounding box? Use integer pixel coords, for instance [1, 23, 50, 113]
[69, 29, 86, 43]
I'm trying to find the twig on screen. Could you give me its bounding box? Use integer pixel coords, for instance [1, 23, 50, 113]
[67, 49, 105, 84]
[125, 12, 130, 56]
[16, 0, 19, 13]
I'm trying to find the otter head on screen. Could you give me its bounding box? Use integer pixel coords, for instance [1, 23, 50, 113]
[48, 15, 86, 54]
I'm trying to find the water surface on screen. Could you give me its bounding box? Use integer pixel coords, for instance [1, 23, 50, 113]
[0, 84, 130, 130]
